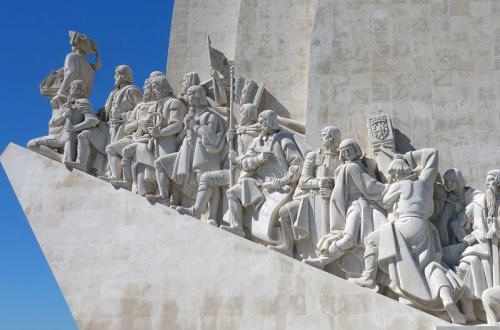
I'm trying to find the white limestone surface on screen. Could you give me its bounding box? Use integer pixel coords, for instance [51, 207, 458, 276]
[167, 0, 500, 189]
[1, 143, 449, 329]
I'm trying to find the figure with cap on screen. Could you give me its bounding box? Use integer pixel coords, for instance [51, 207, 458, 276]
[350, 148, 466, 324]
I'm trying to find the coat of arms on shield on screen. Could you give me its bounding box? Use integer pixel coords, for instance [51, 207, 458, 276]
[367, 114, 395, 157]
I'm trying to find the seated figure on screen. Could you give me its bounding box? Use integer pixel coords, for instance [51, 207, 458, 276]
[176, 103, 259, 224]
[149, 85, 227, 206]
[28, 80, 100, 163]
[221, 110, 304, 239]
[112, 76, 186, 196]
[102, 71, 163, 183]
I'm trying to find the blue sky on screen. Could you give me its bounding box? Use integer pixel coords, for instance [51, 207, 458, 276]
[0, 0, 174, 328]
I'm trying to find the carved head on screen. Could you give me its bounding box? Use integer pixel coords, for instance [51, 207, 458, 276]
[150, 76, 173, 101]
[69, 31, 98, 55]
[182, 72, 200, 94]
[320, 126, 341, 150]
[114, 65, 133, 88]
[240, 103, 258, 125]
[486, 169, 500, 219]
[388, 158, 414, 182]
[69, 80, 87, 99]
[338, 139, 362, 162]
[443, 168, 465, 194]
[486, 169, 500, 192]
[258, 110, 280, 135]
[150, 71, 164, 79]
[186, 85, 208, 107]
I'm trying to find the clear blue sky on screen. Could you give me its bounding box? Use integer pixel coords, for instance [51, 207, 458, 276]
[0, 1, 174, 328]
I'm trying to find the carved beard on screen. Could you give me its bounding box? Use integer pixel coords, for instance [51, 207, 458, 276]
[485, 187, 499, 218]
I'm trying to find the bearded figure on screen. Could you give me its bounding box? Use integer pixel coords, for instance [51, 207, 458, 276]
[456, 169, 500, 323]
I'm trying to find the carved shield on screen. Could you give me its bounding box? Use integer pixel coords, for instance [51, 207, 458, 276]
[371, 119, 390, 141]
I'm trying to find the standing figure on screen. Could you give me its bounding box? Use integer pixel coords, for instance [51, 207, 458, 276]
[351, 149, 466, 324]
[269, 126, 342, 259]
[112, 76, 186, 196]
[50, 31, 101, 109]
[304, 139, 386, 277]
[28, 80, 99, 163]
[176, 103, 259, 223]
[104, 65, 143, 148]
[457, 169, 500, 322]
[221, 110, 304, 239]
[150, 85, 227, 206]
[437, 169, 481, 247]
[102, 72, 162, 183]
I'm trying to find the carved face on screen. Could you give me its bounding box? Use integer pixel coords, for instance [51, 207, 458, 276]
[114, 69, 127, 88]
[240, 104, 257, 125]
[187, 89, 199, 107]
[339, 144, 358, 161]
[487, 174, 499, 192]
[151, 81, 163, 101]
[320, 127, 340, 150]
[143, 79, 152, 102]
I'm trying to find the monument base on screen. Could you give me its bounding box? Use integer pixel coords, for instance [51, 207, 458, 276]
[1, 143, 455, 329]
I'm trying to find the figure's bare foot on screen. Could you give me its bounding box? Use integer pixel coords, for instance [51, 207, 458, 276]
[110, 180, 132, 191]
[445, 303, 466, 325]
[220, 225, 245, 237]
[268, 244, 293, 257]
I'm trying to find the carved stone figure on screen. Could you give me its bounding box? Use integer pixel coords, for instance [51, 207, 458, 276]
[350, 149, 466, 324]
[482, 286, 500, 325]
[221, 110, 304, 239]
[112, 76, 186, 196]
[102, 72, 161, 184]
[304, 139, 386, 277]
[50, 31, 101, 110]
[28, 80, 99, 163]
[178, 72, 200, 102]
[176, 103, 259, 223]
[104, 65, 143, 144]
[457, 169, 500, 322]
[268, 126, 342, 259]
[437, 169, 481, 247]
[149, 85, 227, 206]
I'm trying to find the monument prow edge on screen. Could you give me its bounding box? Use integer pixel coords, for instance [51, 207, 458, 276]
[1, 143, 450, 329]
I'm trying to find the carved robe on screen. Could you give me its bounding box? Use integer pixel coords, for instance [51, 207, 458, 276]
[104, 84, 143, 143]
[291, 150, 342, 260]
[378, 149, 462, 309]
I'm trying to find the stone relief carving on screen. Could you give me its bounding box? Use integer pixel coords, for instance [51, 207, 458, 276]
[26, 32, 500, 326]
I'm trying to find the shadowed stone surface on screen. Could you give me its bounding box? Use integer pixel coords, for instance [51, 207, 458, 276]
[1, 143, 450, 329]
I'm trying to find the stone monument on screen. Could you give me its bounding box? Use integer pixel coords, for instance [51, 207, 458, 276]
[2, 1, 500, 328]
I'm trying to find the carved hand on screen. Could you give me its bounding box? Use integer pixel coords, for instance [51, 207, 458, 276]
[463, 234, 476, 246]
[226, 129, 235, 143]
[228, 150, 238, 162]
[257, 151, 274, 163]
[149, 127, 161, 138]
[319, 187, 332, 199]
